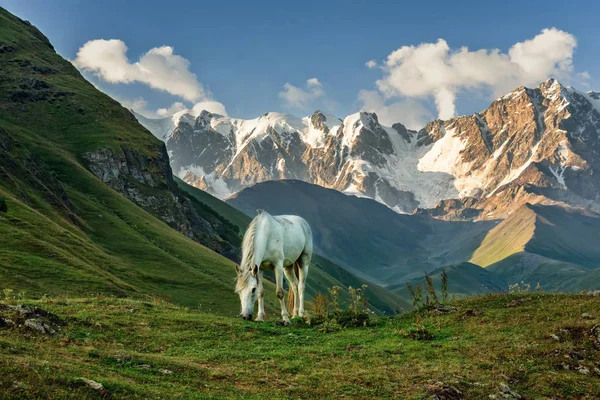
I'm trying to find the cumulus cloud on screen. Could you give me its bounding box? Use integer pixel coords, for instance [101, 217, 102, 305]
[191, 100, 228, 116]
[365, 60, 377, 69]
[374, 28, 584, 120]
[73, 39, 205, 102]
[156, 101, 188, 117]
[358, 90, 433, 130]
[279, 78, 327, 110]
[121, 97, 227, 119]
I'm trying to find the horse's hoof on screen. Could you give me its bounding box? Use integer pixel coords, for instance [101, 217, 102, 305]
[255, 317, 264, 322]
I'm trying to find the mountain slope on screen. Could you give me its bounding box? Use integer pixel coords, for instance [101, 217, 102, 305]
[470, 203, 600, 289]
[472, 203, 600, 269]
[389, 262, 506, 300]
[0, 8, 259, 313]
[227, 179, 494, 285]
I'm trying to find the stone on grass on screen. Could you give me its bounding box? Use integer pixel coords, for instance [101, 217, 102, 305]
[77, 378, 104, 390]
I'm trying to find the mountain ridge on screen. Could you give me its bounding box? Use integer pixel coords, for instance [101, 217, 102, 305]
[135, 79, 600, 221]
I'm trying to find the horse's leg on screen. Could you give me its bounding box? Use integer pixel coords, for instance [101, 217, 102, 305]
[275, 261, 291, 325]
[297, 253, 311, 318]
[283, 266, 299, 318]
[255, 270, 265, 322]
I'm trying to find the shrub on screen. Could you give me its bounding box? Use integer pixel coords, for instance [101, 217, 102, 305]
[509, 281, 531, 294]
[441, 269, 448, 302]
[309, 285, 371, 329]
[0, 196, 7, 213]
[424, 273, 439, 304]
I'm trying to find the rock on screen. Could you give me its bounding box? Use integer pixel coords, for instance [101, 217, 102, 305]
[581, 313, 595, 320]
[430, 304, 457, 314]
[24, 319, 56, 335]
[82, 147, 240, 261]
[0, 304, 62, 334]
[137, 364, 152, 369]
[497, 382, 522, 399]
[507, 298, 532, 308]
[77, 378, 104, 391]
[158, 369, 173, 375]
[0, 317, 13, 328]
[550, 334, 560, 341]
[585, 290, 600, 297]
[576, 366, 590, 375]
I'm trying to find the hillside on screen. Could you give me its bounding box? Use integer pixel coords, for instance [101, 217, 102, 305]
[389, 262, 506, 299]
[470, 203, 600, 289]
[2, 293, 600, 398]
[0, 8, 260, 313]
[227, 179, 494, 284]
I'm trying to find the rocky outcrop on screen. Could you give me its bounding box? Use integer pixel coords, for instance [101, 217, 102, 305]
[0, 304, 63, 335]
[83, 145, 240, 260]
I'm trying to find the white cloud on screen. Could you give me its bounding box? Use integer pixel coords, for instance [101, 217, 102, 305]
[279, 78, 327, 110]
[120, 97, 228, 119]
[156, 102, 187, 117]
[73, 39, 205, 102]
[191, 100, 228, 116]
[358, 90, 433, 130]
[374, 28, 584, 120]
[365, 60, 377, 69]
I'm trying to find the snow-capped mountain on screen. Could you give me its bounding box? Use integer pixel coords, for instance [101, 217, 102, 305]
[134, 78, 600, 219]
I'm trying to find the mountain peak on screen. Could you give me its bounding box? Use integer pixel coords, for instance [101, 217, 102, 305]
[539, 77, 565, 96]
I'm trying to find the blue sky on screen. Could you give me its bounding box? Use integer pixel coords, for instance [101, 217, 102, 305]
[2, 0, 599, 128]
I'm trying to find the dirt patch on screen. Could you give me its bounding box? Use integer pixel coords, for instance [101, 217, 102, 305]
[507, 298, 532, 308]
[424, 381, 463, 400]
[461, 309, 484, 319]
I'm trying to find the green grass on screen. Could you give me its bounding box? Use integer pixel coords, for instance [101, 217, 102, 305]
[1, 293, 599, 399]
[470, 204, 537, 268]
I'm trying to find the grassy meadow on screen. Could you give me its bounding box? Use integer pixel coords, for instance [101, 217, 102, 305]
[1, 292, 600, 399]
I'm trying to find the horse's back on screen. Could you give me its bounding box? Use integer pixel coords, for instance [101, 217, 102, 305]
[274, 215, 311, 240]
[270, 215, 312, 264]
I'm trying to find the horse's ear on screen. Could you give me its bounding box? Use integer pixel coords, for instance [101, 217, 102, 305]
[256, 209, 263, 215]
[252, 264, 258, 276]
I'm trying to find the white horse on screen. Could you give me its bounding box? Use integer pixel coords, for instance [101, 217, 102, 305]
[235, 210, 312, 324]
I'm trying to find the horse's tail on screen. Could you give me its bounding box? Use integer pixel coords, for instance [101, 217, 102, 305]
[287, 261, 300, 313]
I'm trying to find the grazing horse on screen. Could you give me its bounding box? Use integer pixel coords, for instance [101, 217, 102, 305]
[235, 210, 312, 324]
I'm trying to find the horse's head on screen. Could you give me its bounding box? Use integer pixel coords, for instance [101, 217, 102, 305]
[235, 264, 259, 320]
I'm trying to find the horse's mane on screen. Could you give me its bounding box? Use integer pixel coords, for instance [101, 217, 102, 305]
[235, 211, 262, 293]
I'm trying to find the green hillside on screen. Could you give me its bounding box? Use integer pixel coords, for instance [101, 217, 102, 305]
[0, 8, 271, 315]
[471, 203, 600, 290]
